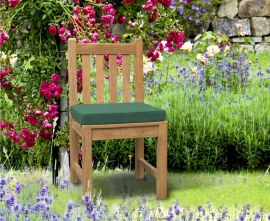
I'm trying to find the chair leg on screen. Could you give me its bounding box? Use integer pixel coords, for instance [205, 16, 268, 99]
[156, 122, 168, 200]
[70, 127, 80, 184]
[135, 138, 144, 179]
[82, 128, 93, 196]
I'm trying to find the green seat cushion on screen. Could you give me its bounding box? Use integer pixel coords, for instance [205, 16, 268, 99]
[71, 102, 166, 125]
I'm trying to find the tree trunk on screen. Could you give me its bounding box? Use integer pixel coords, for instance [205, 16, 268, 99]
[59, 40, 70, 183]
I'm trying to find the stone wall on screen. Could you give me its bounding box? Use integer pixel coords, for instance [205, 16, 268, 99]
[210, 0, 270, 53]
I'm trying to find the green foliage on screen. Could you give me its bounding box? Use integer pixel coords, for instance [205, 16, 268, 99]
[146, 84, 270, 171]
[0, 138, 51, 169]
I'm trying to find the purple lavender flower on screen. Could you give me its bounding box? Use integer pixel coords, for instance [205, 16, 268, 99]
[174, 202, 180, 215]
[60, 179, 69, 189]
[15, 181, 22, 193]
[40, 185, 49, 196]
[5, 194, 15, 210]
[0, 178, 7, 187]
[255, 212, 262, 220]
[178, 6, 184, 14]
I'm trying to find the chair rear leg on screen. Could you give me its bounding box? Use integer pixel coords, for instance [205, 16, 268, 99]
[156, 122, 168, 199]
[70, 127, 80, 184]
[82, 128, 93, 195]
[135, 138, 144, 179]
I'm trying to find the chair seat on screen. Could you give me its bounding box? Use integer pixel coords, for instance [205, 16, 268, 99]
[71, 102, 166, 125]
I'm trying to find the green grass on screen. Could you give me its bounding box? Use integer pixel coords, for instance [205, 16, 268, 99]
[14, 169, 270, 216]
[249, 51, 270, 72]
[93, 170, 270, 211]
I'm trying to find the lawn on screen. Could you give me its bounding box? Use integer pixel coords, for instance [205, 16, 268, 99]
[4, 167, 269, 220]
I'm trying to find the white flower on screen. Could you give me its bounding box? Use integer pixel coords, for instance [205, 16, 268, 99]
[207, 45, 220, 56]
[191, 66, 197, 74]
[10, 54, 17, 66]
[181, 41, 193, 52]
[196, 53, 208, 63]
[160, 40, 167, 47]
[0, 51, 7, 60]
[224, 45, 230, 53]
[235, 23, 246, 36]
[143, 55, 149, 63]
[157, 51, 163, 61]
[143, 62, 157, 74]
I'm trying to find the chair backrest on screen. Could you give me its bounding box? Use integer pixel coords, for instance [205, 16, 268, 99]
[68, 38, 144, 107]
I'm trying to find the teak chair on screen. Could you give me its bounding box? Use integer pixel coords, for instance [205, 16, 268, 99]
[68, 38, 168, 199]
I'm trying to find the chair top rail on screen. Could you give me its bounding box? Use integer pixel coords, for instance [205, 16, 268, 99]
[76, 42, 137, 55]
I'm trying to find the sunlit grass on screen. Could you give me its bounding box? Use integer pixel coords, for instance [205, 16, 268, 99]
[13, 168, 270, 217]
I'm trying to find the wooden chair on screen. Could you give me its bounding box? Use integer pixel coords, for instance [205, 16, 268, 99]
[68, 38, 168, 199]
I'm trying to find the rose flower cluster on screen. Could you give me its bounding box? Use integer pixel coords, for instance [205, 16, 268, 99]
[146, 30, 185, 61]
[0, 29, 9, 48]
[40, 74, 63, 100]
[48, 3, 121, 44]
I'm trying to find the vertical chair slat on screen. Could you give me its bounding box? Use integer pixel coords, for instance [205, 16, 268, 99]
[68, 38, 78, 106]
[109, 55, 118, 103]
[82, 55, 91, 104]
[134, 38, 144, 102]
[122, 55, 131, 102]
[96, 55, 104, 103]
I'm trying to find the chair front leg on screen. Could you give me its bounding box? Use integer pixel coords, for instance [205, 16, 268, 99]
[82, 127, 93, 196]
[135, 138, 144, 179]
[70, 127, 80, 184]
[156, 122, 168, 200]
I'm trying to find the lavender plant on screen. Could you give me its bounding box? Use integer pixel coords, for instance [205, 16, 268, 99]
[0, 166, 270, 220]
[143, 44, 270, 170]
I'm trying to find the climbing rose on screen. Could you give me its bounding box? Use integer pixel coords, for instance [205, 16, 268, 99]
[40, 74, 63, 100]
[51, 73, 61, 84]
[48, 25, 58, 35]
[0, 31, 9, 48]
[123, 0, 135, 4]
[159, 0, 172, 7]
[117, 15, 126, 24]
[7, 0, 20, 8]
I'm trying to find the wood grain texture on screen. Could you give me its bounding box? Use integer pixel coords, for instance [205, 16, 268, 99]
[156, 121, 168, 199]
[122, 55, 131, 102]
[82, 127, 92, 195]
[69, 124, 80, 184]
[135, 138, 145, 179]
[96, 55, 104, 103]
[73, 162, 83, 181]
[77, 43, 136, 55]
[68, 38, 78, 106]
[134, 38, 144, 102]
[91, 125, 159, 140]
[109, 55, 118, 103]
[82, 55, 91, 104]
[138, 158, 156, 177]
